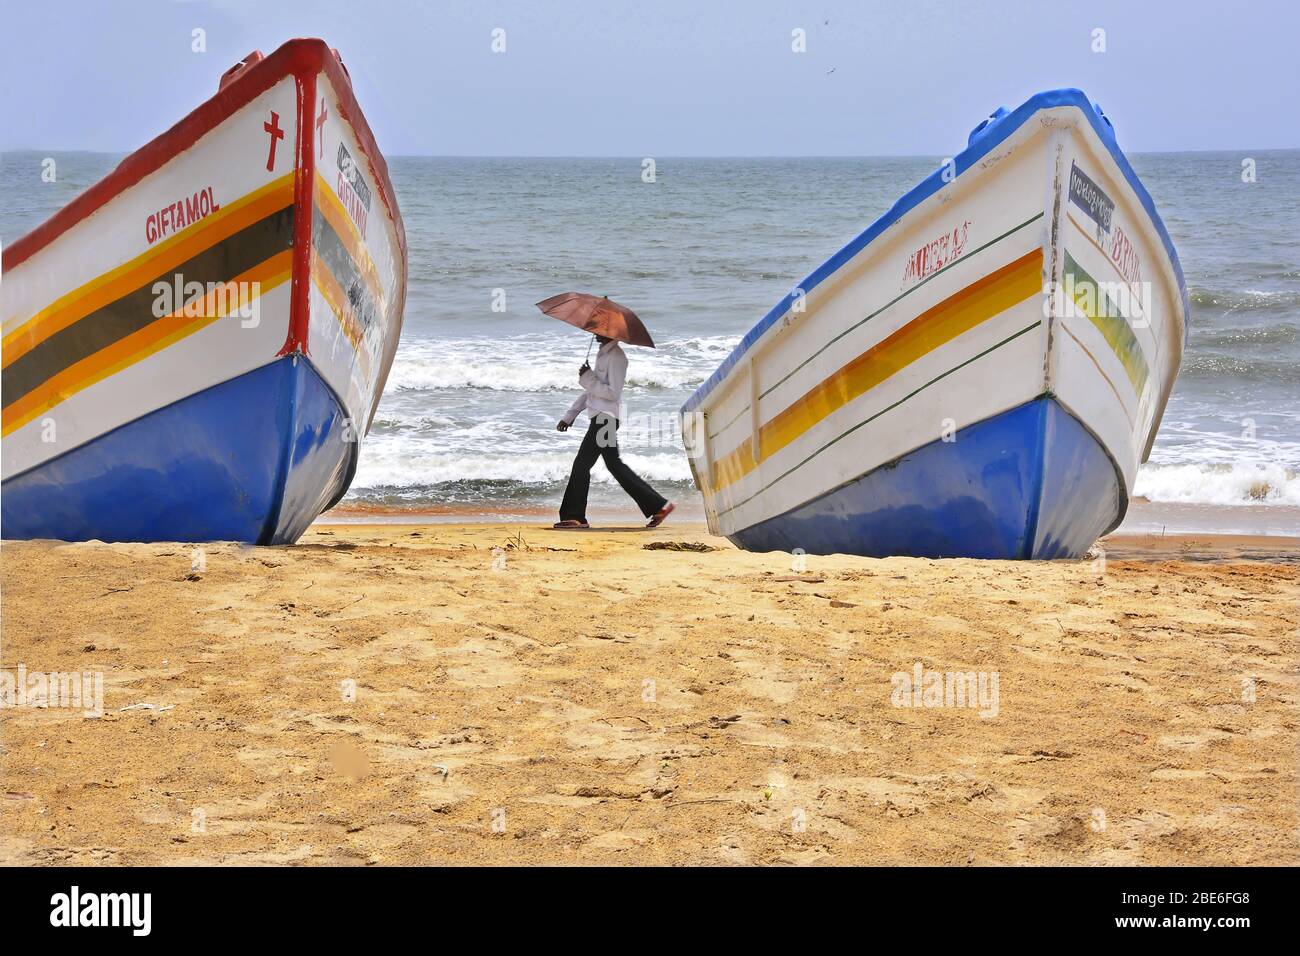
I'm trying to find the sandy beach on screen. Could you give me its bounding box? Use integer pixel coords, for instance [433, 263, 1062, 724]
[1, 521, 1296, 866]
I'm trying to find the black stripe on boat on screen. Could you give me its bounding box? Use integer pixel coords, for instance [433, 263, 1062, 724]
[312, 206, 382, 337]
[2, 206, 295, 411]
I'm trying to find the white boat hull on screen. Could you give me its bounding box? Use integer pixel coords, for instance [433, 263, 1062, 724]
[1, 40, 407, 543]
[682, 91, 1186, 558]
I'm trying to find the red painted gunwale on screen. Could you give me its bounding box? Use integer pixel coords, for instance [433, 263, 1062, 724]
[281, 66, 317, 356]
[3, 38, 406, 273]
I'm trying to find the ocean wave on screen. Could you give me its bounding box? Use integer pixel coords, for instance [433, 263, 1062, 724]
[1179, 352, 1300, 384]
[370, 413, 458, 431]
[385, 334, 735, 392]
[1191, 323, 1298, 348]
[351, 448, 694, 491]
[389, 360, 703, 392]
[1189, 287, 1300, 312]
[1135, 461, 1300, 506]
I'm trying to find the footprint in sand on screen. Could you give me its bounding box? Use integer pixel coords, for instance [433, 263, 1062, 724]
[443, 636, 523, 687]
[726, 643, 801, 704]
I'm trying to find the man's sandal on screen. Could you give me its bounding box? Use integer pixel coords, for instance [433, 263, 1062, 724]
[646, 502, 676, 528]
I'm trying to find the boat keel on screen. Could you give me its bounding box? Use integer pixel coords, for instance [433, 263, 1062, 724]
[728, 397, 1123, 559]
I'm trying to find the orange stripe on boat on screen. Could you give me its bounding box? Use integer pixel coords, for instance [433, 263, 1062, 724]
[2, 175, 294, 365]
[2, 250, 293, 436]
[310, 250, 373, 383]
[709, 248, 1044, 492]
[313, 172, 386, 311]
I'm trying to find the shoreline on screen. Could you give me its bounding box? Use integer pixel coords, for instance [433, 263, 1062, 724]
[318, 497, 1300, 541]
[312, 519, 1300, 564]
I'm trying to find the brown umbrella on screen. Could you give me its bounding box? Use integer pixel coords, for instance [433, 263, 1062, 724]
[535, 293, 656, 348]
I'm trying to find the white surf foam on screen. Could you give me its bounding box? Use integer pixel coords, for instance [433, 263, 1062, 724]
[384, 334, 737, 393]
[351, 446, 693, 491]
[1135, 461, 1300, 506]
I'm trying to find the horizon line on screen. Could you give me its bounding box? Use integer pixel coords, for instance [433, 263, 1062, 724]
[3, 147, 1299, 160]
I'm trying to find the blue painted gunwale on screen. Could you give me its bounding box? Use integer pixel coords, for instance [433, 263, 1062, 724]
[682, 88, 1189, 416]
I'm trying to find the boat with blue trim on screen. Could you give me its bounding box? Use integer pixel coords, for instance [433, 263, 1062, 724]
[681, 90, 1187, 559]
[1, 39, 406, 544]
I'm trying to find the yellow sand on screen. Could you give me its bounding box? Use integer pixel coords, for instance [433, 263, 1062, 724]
[1, 523, 1296, 865]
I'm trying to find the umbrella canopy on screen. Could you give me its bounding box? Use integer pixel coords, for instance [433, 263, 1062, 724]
[535, 293, 655, 348]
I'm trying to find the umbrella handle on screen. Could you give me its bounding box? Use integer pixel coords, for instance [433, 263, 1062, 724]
[583, 335, 595, 365]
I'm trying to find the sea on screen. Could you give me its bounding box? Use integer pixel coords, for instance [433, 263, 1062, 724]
[3, 150, 1297, 527]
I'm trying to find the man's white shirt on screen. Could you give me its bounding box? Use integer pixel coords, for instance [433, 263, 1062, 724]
[562, 340, 627, 424]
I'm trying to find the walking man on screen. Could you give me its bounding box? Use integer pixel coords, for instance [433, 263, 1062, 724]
[554, 335, 675, 529]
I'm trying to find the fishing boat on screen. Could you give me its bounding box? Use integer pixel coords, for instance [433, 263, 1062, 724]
[681, 90, 1187, 559]
[1, 39, 406, 544]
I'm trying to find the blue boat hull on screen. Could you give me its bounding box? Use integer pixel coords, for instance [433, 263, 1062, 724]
[1, 356, 354, 544]
[728, 397, 1123, 560]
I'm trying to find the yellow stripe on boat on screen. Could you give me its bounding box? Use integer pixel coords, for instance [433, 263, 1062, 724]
[313, 172, 387, 312]
[1062, 250, 1149, 395]
[710, 248, 1044, 492]
[310, 249, 374, 381]
[2, 250, 293, 436]
[2, 175, 295, 364]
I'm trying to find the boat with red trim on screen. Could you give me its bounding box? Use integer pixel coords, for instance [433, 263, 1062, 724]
[1, 39, 407, 544]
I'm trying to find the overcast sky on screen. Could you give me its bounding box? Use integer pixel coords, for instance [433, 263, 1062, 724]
[3, 0, 1297, 156]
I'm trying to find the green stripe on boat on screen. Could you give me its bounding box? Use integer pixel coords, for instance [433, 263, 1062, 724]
[1062, 250, 1149, 395]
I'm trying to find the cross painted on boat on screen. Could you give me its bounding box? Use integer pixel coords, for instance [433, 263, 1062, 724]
[316, 99, 329, 156]
[263, 110, 284, 172]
